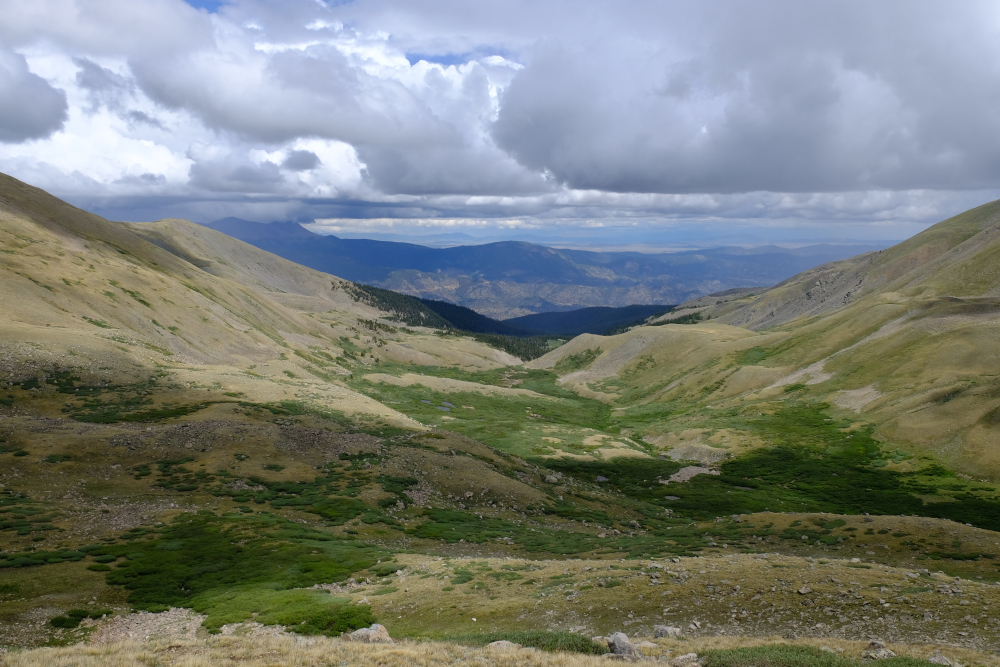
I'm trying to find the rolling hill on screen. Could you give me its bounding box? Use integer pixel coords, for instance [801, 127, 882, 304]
[205, 217, 884, 319]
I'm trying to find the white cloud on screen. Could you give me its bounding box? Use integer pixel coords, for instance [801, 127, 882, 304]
[0, 0, 999, 241]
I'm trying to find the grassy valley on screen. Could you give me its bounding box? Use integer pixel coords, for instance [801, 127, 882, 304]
[3, 174, 1000, 665]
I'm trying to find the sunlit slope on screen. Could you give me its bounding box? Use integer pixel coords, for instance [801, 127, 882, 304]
[527, 323, 782, 403]
[530, 199, 1000, 476]
[1, 174, 344, 365]
[123, 217, 364, 313]
[0, 173, 511, 427]
[711, 199, 1000, 330]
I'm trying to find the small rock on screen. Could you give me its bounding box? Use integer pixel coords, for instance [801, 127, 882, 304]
[927, 654, 952, 666]
[487, 640, 520, 651]
[608, 632, 642, 656]
[820, 646, 836, 654]
[347, 623, 393, 644]
[635, 641, 658, 649]
[861, 640, 895, 660]
[850, 558, 861, 563]
[356, 597, 370, 605]
[670, 652, 699, 665]
[798, 587, 812, 595]
[654, 625, 682, 638]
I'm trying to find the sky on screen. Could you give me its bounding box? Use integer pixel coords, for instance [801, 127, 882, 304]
[2, 0, 1000, 246]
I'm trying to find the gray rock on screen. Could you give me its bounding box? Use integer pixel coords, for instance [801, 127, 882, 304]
[487, 640, 520, 651]
[927, 654, 952, 666]
[608, 631, 642, 656]
[347, 623, 393, 643]
[861, 640, 895, 660]
[654, 625, 682, 638]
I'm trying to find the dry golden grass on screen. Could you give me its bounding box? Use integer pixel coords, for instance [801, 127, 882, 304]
[4, 634, 1000, 667]
[1, 637, 608, 667]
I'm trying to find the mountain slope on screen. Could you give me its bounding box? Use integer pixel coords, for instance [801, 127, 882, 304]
[530, 198, 1000, 476]
[698, 199, 1000, 330]
[0, 173, 522, 428]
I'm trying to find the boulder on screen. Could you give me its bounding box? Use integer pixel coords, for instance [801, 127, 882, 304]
[608, 632, 642, 656]
[347, 623, 393, 643]
[487, 640, 520, 651]
[861, 640, 895, 660]
[654, 625, 682, 638]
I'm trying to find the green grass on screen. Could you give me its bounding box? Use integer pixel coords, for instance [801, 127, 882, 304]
[49, 608, 112, 629]
[189, 587, 374, 635]
[85, 512, 385, 634]
[82, 316, 112, 329]
[554, 348, 600, 372]
[408, 508, 602, 555]
[0, 492, 64, 542]
[450, 630, 604, 654]
[701, 644, 939, 667]
[349, 364, 612, 458]
[548, 403, 1000, 531]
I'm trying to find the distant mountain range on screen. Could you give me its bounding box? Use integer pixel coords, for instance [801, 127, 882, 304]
[205, 217, 887, 319]
[339, 286, 674, 342]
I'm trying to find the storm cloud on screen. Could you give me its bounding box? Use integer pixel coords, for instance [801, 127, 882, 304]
[0, 48, 67, 143]
[1, 0, 1000, 240]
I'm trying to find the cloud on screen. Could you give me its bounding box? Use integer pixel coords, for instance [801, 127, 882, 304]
[281, 149, 320, 171]
[74, 57, 131, 111]
[492, 1, 1000, 194]
[188, 146, 284, 193]
[0, 48, 67, 142]
[2, 0, 1000, 242]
